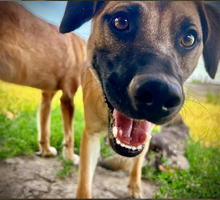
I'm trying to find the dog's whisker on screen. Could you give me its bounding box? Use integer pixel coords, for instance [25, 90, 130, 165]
[95, 95, 109, 120]
[184, 98, 215, 124]
[184, 86, 204, 101]
[83, 82, 101, 90]
[185, 92, 201, 102]
[180, 106, 187, 121]
[182, 104, 195, 121]
[82, 79, 101, 90]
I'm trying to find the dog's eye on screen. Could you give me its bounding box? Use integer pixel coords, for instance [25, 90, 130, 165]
[181, 33, 195, 47]
[111, 16, 129, 31]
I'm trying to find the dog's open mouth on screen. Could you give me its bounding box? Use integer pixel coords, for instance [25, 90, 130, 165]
[105, 95, 151, 157]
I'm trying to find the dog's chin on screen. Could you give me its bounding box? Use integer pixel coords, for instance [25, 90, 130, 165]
[109, 134, 144, 157]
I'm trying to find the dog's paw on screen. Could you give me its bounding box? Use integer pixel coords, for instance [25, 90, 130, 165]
[73, 154, 80, 165]
[48, 147, 58, 156]
[36, 146, 57, 157]
[62, 147, 80, 165]
[128, 183, 144, 199]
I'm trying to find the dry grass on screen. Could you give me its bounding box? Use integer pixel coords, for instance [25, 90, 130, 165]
[181, 97, 220, 147]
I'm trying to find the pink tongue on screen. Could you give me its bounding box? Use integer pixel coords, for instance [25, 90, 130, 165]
[113, 109, 150, 147]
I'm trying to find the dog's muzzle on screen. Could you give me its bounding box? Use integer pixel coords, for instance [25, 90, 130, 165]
[106, 73, 183, 157]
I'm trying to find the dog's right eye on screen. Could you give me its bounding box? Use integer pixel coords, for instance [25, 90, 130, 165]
[181, 33, 196, 48]
[111, 16, 129, 31]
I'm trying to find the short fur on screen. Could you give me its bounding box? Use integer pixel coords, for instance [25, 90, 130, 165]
[60, 1, 220, 198]
[0, 2, 87, 164]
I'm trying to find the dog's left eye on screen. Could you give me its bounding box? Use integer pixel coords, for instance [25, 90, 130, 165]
[111, 16, 129, 31]
[181, 33, 195, 48]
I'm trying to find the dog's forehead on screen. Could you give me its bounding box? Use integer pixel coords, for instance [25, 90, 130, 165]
[100, 1, 200, 26]
[90, 1, 203, 55]
[91, 1, 202, 53]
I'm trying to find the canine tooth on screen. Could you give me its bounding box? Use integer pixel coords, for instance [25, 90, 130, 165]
[116, 138, 121, 145]
[137, 145, 142, 150]
[113, 126, 117, 138]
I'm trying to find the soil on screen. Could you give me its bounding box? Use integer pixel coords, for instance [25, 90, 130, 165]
[1, 83, 218, 199]
[0, 155, 157, 199]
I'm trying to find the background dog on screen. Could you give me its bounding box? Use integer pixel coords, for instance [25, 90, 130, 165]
[0, 2, 87, 164]
[60, 1, 220, 198]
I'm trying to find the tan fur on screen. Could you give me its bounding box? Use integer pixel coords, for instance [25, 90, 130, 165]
[78, 67, 154, 197]
[0, 2, 87, 163]
[59, 1, 220, 199]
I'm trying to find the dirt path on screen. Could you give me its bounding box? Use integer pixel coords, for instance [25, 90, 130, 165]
[0, 155, 157, 199]
[1, 83, 219, 199]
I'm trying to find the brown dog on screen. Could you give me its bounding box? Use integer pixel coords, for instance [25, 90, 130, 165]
[0, 2, 87, 164]
[60, 1, 220, 198]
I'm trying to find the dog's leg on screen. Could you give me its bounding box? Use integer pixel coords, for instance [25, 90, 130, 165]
[128, 135, 152, 198]
[38, 91, 57, 156]
[76, 128, 101, 198]
[60, 87, 80, 165]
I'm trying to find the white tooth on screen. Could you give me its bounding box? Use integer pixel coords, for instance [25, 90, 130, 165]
[132, 146, 137, 151]
[137, 145, 142, 150]
[116, 138, 121, 145]
[127, 145, 132, 149]
[113, 126, 117, 138]
[120, 143, 125, 147]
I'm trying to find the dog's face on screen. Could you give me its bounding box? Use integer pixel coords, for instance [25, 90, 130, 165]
[87, 1, 203, 121]
[60, 1, 220, 157]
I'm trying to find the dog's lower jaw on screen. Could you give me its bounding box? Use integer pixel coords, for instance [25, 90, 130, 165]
[109, 134, 145, 157]
[108, 110, 151, 157]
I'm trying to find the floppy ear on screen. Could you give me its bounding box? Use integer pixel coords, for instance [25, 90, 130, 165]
[59, 1, 105, 34]
[197, 2, 220, 79]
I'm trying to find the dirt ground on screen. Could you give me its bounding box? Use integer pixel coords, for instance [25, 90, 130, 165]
[1, 82, 219, 199]
[0, 155, 157, 199]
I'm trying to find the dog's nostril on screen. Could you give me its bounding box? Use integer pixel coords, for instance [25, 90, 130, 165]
[163, 96, 181, 110]
[136, 91, 153, 105]
[129, 75, 183, 119]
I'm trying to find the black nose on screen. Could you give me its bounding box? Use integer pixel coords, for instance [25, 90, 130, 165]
[128, 75, 182, 119]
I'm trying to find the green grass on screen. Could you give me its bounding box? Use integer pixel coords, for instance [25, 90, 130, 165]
[0, 81, 220, 198]
[0, 110, 38, 159]
[0, 80, 84, 159]
[142, 89, 220, 199]
[56, 155, 78, 179]
[146, 139, 220, 198]
[190, 79, 203, 84]
[206, 90, 220, 105]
